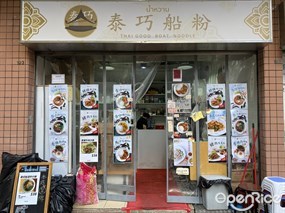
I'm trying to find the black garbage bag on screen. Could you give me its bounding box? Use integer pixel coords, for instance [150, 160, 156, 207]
[49, 175, 76, 213]
[198, 175, 233, 194]
[0, 152, 46, 213]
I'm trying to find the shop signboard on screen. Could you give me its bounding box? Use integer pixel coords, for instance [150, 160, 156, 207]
[21, 1, 272, 43]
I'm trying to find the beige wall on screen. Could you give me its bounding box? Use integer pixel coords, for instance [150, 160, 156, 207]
[0, 0, 35, 169]
[0, 0, 284, 179]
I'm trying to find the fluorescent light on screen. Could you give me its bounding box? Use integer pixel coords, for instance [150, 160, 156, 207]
[99, 65, 115, 70]
[177, 65, 193, 70]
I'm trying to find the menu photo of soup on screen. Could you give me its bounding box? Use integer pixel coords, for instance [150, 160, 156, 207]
[229, 83, 248, 109]
[15, 172, 41, 205]
[80, 110, 99, 135]
[207, 84, 225, 109]
[80, 84, 99, 110]
[49, 84, 68, 111]
[113, 110, 132, 136]
[207, 110, 226, 136]
[49, 110, 68, 136]
[113, 84, 132, 109]
[231, 109, 248, 137]
[208, 136, 227, 162]
[173, 138, 193, 166]
[49, 136, 68, 163]
[231, 136, 250, 163]
[173, 115, 192, 138]
[80, 136, 98, 162]
[113, 136, 132, 163]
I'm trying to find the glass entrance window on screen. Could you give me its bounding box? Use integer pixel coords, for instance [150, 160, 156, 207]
[35, 52, 258, 204]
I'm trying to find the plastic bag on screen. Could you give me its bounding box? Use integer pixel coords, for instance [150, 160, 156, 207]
[75, 163, 99, 205]
[49, 175, 76, 213]
[0, 152, 46, 213]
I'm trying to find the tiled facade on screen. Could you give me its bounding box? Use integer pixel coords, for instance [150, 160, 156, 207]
[0, 0, 284, 180]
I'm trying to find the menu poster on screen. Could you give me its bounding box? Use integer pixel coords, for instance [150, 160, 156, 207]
[173, 115, 192, 138]
[113, 110, 132, 136]
[232, 136, 250, 163]
[80, 136, 98, 162]
[80, 110, 99, 135]
[80, 84, 99, 110]
[173, 138, 193, 166]
[113, 84, 132, 109]
[207, 110, 226, 136]
[113, 136, 132, 163]
[49, 110, 68, 136]
[49, 136, 68, 163]
[208, 136, 227, 162]
[207, 84, 225, 109]
[231, 109, 248, 136]
[49, 85, 68, 111]
[172, 83, 192, 111]
[229, 83, 248, 109]
[15, 172, 41, 205]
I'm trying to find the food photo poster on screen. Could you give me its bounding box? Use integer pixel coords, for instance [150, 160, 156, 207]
[207, 84, 225, 109]
[208, 136, 227, 162]
[207, 110, 226, 136]
[231, 109, 248, 137]
[80, 136, 99, 162]
[172, 83, 192, 111]
[15, 172, 41, 205]
[80, 84, 99, 110]
[113, 136, 132, 163]
[49, 136, 68, 163]
[173, 115, 192, 138]
[229, 83, 248, 109]
[49, 85, 68, 111]
[113, 110, 132, 136]
[80, 110, 99, 135]
[173, 138, 193, 166]
[113, 84, 132, 109]
[231, 136, 250, 163]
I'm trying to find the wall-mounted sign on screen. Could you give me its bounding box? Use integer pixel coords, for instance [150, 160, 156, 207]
[21, 1, 272, 43]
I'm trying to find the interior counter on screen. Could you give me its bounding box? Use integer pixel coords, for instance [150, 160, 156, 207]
[137, 129, 166, 169]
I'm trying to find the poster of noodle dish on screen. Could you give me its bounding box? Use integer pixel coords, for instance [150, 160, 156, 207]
[207, 110, 226, 136]
[206, 84, 225, 109]
[208, 136, 227, 162]
[229, 83, 248, 109]
[80, 110, 99, 135]
[80, 136, 98, 162]
[173, 138, 193, 166]
[80, 84, 99, 110]
[49, 85, 68, 110]
[113, 84, 132, 109]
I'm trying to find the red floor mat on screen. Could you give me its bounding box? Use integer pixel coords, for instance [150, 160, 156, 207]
[122, 169, 191, 212]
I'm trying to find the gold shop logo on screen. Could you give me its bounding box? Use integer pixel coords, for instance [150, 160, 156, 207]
[65, 5, 97, 37]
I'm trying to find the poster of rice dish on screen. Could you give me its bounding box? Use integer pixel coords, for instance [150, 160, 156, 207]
[113, 110, 132, 136]
[231, 109, 248, 136]
[207, 84, 225, 109]
[208, 136, 227, 162]
[113, 84, 132, 109]
[113, 136, 132, 163]
[15, 172, 41, 205]
[171, 83, 191, 111]
[49, 85, 68, 111]
[80, 110, 99, 135]
[229, 83, 248, 109]
[49, 136, 68, 163]
[173, 138, 193, 166]
[207, 110, 226, 136]
[80, 136, 98, 162]
[231, 136, 250, 163]
[173, 115, 192, 138]
[49, 110, 68, 136]
[80, 84, 99, 110]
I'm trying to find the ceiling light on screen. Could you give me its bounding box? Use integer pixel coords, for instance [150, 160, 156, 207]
[99, 65, 115, 70]
[177, 65, 193, 70]
[141, 63, 147, 69]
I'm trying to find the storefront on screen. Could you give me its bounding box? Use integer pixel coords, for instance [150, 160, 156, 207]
[2, 0, 285, 207]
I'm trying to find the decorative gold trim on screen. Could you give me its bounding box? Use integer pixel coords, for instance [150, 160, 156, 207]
[23, 1, 47, 41]
[245, 0, 270, 41]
